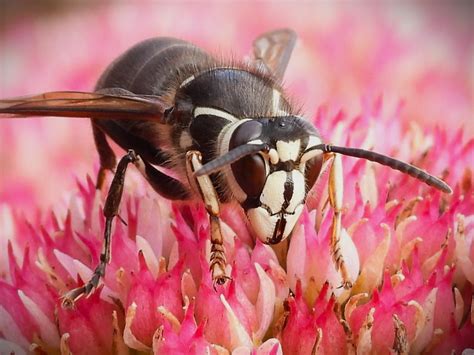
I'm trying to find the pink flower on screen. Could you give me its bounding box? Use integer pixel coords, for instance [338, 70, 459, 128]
[1, 3, 473, 354]
[1, 101, 472, 353]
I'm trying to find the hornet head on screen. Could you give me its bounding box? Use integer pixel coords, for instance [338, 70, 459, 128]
[196, 115, 325, 244]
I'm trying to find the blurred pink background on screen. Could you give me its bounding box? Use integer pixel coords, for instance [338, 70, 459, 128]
[0, 1, 473, 212]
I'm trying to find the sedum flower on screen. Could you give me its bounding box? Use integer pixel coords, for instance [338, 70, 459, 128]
[1, 101, 473, 354]
[1, 4, 473, 355]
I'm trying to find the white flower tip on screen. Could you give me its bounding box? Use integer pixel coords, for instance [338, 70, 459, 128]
[220, 294, 252, 349]
[158, 306, 181, 331]
[124, 302, 151, 351]
[60, 333, 71, 355]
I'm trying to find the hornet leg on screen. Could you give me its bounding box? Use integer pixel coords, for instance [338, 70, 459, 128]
[61, 150, 138, 308]
[327, 152, 352, 289]
[92, 123, 117, 189]
[185, 150, 229, 287]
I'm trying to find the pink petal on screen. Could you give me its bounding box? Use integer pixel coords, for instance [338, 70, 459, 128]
[125, 255, 184, 347]
[254, 263, 276, 341]
[57, 288, 120, 355]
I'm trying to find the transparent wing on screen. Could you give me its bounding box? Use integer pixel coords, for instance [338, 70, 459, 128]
[252, 28, 297, 80]
[0, 91, 170, 121]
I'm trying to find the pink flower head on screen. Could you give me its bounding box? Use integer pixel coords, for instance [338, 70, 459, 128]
[1, 3, 473, 354]
[2, 98, 472, 353]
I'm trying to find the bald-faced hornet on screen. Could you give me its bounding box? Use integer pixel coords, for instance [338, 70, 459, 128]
[0, 29, 452, 307]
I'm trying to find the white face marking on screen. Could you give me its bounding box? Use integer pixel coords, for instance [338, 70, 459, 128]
[179, 131, 193, 149]
[283, 205, 304, 237]
[276, 139, 301, 162]
[268, 149, 279, 165]
[306, 135, 322, 150]
[179, 75, 196, 88]
[259, 170, 305, 214]
[259, 170, 287, 213]
[247, 203, 305, 244]
[300, 135, 323, 164]
[193, 107, 238, 122]
[247, 207, 278, 243]
[287, 171, 305, 212]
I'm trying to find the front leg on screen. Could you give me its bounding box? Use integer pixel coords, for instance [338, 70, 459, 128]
[327, 152, 352, 289]
[185, 150, 229, 286]
[61, 150, 138, 308]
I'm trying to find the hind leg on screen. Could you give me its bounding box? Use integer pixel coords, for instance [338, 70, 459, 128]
[92, 123, 117, 189]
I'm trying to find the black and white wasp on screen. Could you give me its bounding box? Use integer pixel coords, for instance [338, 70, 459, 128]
[0, 29, 451, 307]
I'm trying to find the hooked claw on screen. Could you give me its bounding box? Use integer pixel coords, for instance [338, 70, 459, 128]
[212, 274, 232, 291]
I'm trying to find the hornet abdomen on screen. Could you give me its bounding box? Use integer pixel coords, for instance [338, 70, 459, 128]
[96, 37, 213, 96]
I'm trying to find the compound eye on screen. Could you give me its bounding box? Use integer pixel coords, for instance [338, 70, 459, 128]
[231, 154, 266, 198]
[229, 120, 263, 148]
[304, 154, 323, 192]
[229, 120, 266, 198]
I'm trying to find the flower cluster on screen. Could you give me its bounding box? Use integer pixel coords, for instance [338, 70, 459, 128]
[1, 100, 472, 354]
